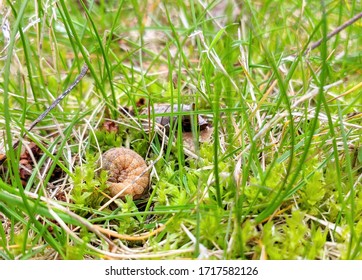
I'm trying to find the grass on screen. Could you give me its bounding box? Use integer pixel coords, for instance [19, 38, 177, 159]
[0, 0, 361, 260]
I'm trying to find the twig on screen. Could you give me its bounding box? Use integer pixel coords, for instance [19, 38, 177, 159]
[25, 64, 89, 136]
[305, 11, 362, 54]
[0, 63, 89, 165]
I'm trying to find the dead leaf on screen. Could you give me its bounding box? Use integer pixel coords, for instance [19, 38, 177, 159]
[102, 120, 119, 133]
[182, 126, 213, 152]
[141, 103, 209, 134]
[18, 142, 43, 186]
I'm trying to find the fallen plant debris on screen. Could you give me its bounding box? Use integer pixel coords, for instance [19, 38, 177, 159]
[19, 142, 43, 186]
[141, 103, 209, 134]
[182, 126, 214, 152]
[118, 101, 213, 152]
[102, 120, 119, 134]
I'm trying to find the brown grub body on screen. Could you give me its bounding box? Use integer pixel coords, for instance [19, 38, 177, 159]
[101, 148, 149, 199]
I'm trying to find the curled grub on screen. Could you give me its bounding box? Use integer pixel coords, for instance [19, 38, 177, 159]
[101, 147, 149, 199]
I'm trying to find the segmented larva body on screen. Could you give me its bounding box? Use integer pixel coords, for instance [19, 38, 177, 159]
[101, 148, 149, 199]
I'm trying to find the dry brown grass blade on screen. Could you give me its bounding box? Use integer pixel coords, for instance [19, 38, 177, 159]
[328, 81, 362, 102]
[259, 204, 294, 224]
[93, 224, 166, 241]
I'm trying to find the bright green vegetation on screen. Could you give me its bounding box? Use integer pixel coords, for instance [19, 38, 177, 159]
[0, 0, 361, 260]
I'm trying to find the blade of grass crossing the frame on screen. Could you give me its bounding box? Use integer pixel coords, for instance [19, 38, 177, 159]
[16, 15, 40, 113]
[336, 106, 356, 256]
[4, 0, 29, 188]
[0, 211, 12, 259]
[241, 3, 298, 223]
[163, 45, 175, 162]
[331, 2, 344, 52]
[0, 188, 67, 259]
[236, 32, 258, 223]
[251, 2, 336, 223]
[53, 3, 84, 79]
[163, 6, 180, 164]
[285, 154, 332, 198]
[105, 0, 125, 56]
[306, 2, 347, 254]
[57, 0, 118, 118]
[164, 6, 188, 192]
[79, 0, 118, 115]
[212, 76, 222, 208]
[0, 185, 83, 227]
[286, 2, 345, 230]
[207, 74, 222, 209]
[221, 27, 248, 255]
[254, 50, 296, 223]
[208, 28, 226, 51]
[4, 2, 37, 254]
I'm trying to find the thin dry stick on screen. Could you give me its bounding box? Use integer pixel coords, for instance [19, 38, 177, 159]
[25, 64, 89, 136]
[0, 63, 89, 165]
[305, 11, 362, 54]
